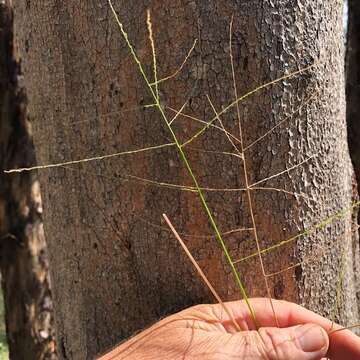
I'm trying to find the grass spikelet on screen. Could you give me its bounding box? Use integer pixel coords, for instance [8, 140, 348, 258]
[146, 10, 159, 101]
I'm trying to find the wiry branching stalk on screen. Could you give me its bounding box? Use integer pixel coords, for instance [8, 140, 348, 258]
[107, 1, 258, 325]
[228, 16, 278, 326]
[233, 201, 360, 264]
[4, 143, 176, 173]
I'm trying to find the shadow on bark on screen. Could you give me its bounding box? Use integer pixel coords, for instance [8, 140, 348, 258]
[0, 1, 57, 359]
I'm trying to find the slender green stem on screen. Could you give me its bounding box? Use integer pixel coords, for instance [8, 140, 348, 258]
[234, 201, 360, 264]
[108, 0, 257, 325]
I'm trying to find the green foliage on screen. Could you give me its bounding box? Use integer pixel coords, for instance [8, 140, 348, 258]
[0, 289, 8, 360]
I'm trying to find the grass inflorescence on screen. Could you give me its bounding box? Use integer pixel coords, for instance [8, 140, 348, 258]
[4, 0, 360, 336]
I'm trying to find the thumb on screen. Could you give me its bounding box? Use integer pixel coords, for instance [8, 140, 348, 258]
[253, 324, 329, 360]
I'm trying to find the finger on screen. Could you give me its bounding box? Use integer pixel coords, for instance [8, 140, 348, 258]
[212, 324, 328, 360]
[194, 298, 325, 331]
[327, 329, 360, 359]
[212, 298, 333, 329]
[209, 298, 360, 359]
[256, 324, 329, 360]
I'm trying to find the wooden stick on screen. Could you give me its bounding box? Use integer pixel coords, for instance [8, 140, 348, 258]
[162, 213, 242, 332]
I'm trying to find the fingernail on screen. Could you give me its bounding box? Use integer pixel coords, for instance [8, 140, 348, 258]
[295, 324, 328, 352]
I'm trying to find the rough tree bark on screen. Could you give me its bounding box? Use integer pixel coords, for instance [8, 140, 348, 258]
[346, 0, 360, 198]
[13, 1, 360, 359]
[0, 1, 57, 359]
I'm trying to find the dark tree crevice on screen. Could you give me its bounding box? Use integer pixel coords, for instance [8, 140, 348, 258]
[0, 1, 57, 359]
[346, 0, 360, 192]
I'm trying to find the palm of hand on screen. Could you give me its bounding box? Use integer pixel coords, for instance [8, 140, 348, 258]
[99, 298, 360, 360]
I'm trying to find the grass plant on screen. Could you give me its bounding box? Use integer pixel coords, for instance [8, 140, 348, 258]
[4, 0, 360, 338]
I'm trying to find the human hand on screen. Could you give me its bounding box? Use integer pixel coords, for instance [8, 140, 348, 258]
[98, 298, 360, 360]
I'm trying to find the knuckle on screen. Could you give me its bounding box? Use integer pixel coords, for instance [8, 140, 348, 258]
[258, 327, 296, 360]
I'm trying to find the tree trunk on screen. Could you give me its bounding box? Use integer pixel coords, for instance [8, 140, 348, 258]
[0, 1, 57, 359]
[346, 0, 360, 201]
[13, 1, 359, 359]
